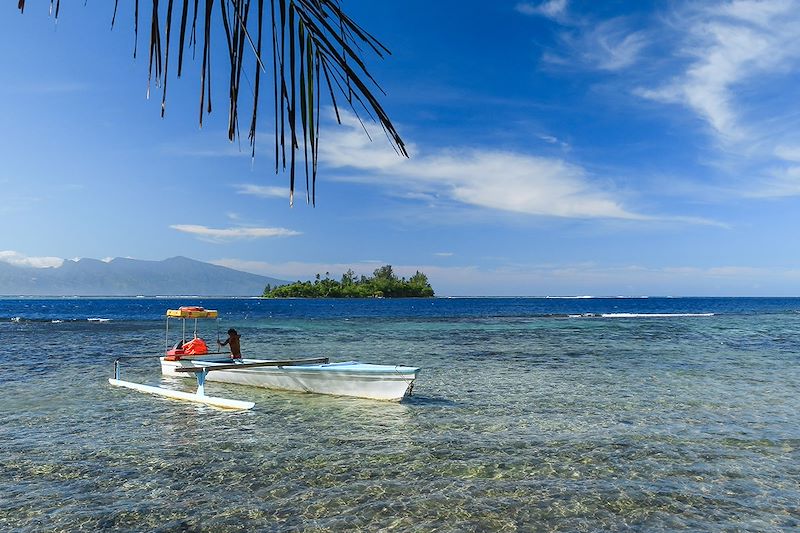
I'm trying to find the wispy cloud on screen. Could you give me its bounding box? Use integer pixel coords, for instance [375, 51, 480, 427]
[434, 252, 454, 257]
[524, 2, 800, 203]
[235, 184, 289, 199]
[636, 0, 800, 142]
[774, 145, 800, 163]
[0, 250, 63, 268]
[170, 224, 301, 242]
[544, 18, 649, 71]
[521, 1, 649, 72]
[538, 134, 570, 150]
[516, 0, 569, 22]
[580, 19, 648, 71]
[742, 166, 800, 198]
[632, 0, 800, 197]
[319, 113, 644, 220]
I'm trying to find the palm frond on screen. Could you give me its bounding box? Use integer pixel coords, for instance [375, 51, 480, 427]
[18, 0, 408, 206]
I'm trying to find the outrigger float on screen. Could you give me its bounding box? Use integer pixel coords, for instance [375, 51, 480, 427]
[109, 307, 420, 410]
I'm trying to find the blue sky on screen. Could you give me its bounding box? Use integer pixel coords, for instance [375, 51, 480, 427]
[3, 0, 800, 296]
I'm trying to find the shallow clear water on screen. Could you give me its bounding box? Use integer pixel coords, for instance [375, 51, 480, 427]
[1, 298, 799, 531]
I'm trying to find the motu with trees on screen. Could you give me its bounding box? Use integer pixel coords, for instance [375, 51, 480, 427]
[263, 265, 434, 298]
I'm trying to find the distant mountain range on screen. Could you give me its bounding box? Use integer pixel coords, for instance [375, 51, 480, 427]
[0, 256, 286, 296]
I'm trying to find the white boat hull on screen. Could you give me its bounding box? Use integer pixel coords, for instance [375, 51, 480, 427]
[160, 358, 419, 401]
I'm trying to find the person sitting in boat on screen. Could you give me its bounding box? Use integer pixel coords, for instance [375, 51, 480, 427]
[218, 328, 242, 359]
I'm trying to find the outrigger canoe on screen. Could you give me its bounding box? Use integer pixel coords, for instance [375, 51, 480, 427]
[109, 306, 420, 410]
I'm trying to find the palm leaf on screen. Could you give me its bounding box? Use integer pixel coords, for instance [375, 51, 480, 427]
[17, 0, 408, 206]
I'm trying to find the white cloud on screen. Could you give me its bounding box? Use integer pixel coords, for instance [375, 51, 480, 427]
[0, 251, 63, 268]
[235, 184, 289, 199]
[434, 252, 454, 257]
[622, 0, 800, 199]
[742, 165, 800, 198]
[170, 224, 301, 242]
[516, 0, 569, 22]
[319, 113, 643, 220]
[538, 134, 570, 150]
[720, 0, 795, 27]
[527, 3, 648, 72]
[636, 0, 800, 142]
[774, 145, 800, 162]
[583, 20, 648, 71]
[546, 18, 649, 71]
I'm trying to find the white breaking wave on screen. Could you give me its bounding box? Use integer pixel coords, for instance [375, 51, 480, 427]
[87, 318, 111, 322]
[600, 313, 714, 318]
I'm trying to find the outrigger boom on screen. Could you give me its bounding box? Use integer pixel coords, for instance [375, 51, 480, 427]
[108, 377, 256, 410]
[173, 357, 330, 373]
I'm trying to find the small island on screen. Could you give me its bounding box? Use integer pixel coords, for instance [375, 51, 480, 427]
[263, 265, 435, 298]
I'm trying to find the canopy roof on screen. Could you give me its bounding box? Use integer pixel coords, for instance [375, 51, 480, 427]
[166, 307, 218, 319]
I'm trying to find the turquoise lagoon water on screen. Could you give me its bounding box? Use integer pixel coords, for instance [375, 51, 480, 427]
[1, 298, 799, 531]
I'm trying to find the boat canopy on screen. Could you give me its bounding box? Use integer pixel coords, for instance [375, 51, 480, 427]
[166, 306, 218, 319]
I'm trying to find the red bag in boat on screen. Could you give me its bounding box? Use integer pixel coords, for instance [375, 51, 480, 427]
[182, 337, 209, 355]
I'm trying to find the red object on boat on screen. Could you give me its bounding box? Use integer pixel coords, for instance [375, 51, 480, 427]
[182, 337, 209, 355]
[164, 346, 183, 361]
[164, 337, 209, 360]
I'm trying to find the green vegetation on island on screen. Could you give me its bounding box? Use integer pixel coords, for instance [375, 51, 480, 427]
[263, 265, 434, 298]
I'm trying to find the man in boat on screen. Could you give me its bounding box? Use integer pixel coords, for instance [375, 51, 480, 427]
[218, 328, 242, 359]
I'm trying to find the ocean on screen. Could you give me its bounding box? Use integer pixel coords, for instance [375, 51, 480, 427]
[1, 297, 798, 531]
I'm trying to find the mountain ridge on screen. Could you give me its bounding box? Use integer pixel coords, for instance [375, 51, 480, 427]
[0, 256, 285, 296]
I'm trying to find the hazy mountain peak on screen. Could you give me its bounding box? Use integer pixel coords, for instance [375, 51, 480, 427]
[0, 256, 285, 296]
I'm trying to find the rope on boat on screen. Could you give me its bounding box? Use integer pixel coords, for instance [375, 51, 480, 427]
[393, 365, 416, 396]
